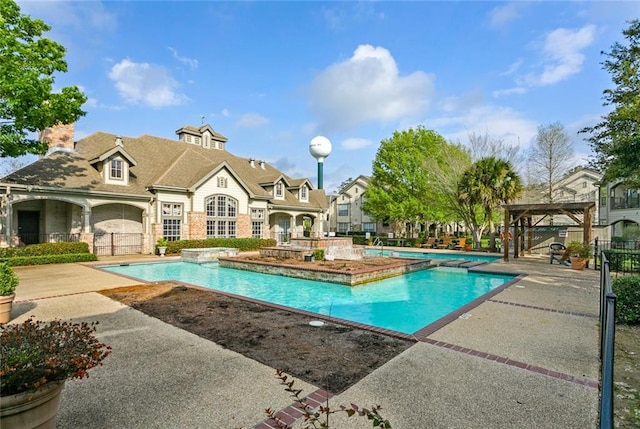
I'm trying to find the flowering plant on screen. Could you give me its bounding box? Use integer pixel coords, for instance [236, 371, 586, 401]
[0, 318, 111, 396]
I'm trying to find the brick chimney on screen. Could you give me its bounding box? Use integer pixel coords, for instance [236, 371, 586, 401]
[40, 123, 75, 151]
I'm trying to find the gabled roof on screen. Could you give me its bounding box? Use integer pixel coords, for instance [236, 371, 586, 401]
[89, 145, 137, 167]
[0, 129, 327, 211]
[175, 124, 228, 142]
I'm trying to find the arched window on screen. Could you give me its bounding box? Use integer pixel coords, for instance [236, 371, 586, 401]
[206, 195, 237, 238]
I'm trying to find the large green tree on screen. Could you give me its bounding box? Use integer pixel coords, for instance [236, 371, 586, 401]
[0, 0, 86, 157]
[581, 19, 640, 187]
[457, 157, 523, 250]
[362, 126, 469, 235]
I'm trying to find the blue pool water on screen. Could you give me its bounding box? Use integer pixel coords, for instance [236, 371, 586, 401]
[364, 249, 502, 263]
[102, 262, 515, 334]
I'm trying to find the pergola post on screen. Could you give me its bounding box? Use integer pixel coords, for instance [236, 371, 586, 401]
[584, 206, 592, 243]
[503, 208, 510, 262]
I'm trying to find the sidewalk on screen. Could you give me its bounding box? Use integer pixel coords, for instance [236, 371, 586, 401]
[9, 255, 600, 428]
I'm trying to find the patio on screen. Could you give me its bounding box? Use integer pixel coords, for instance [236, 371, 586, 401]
[9, 251, 600, 428]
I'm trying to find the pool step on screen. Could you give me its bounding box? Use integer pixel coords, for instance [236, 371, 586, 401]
[437, 259, 488, 268]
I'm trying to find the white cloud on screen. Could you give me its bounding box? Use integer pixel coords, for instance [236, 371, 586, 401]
[168, 47, 198, 70]
[492, 86, 527, 97]
[309, 45, 433, 132]
[430, 103, 538, 149]
[524, 25, 596, 86]
[235, 113, 269, 128]
[342, 137, 372, 150]
[488, 3, 528, 27]
[108, 59, 188, 107]
[221, 109, 230, 117]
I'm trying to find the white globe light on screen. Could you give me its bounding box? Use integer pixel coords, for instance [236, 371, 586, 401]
[309, 136, 332, 162]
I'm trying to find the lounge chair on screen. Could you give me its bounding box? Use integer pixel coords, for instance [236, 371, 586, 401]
[549, 242, 569, 265]
[454, 237, 466, 250]
[437, 237, 452, 249]
[420, 237, 437, 248]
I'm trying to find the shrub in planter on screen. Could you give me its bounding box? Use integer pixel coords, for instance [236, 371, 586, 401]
[612, 276, 640, 324]
[0, 262, 19, 323]
[1, 318, 111, 396]
[1, 318, 111, 428]
[0, 262, 19, 297]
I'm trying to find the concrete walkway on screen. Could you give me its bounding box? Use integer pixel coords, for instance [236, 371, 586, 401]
[9, 253, 600, 428]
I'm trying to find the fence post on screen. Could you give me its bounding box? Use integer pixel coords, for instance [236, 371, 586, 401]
[594, 238, 599, 270]
[110, 233, 115, 256]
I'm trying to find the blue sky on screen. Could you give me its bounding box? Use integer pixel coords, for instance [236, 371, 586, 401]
[14, 1, 640, 192]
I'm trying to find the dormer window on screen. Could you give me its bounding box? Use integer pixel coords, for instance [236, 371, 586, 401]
[110, 159, 123, 180]
[275, 182, 284, 199]
[300, 185, 308, 202]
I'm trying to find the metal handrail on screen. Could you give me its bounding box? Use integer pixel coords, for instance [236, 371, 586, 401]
[372, 237, 384, 256]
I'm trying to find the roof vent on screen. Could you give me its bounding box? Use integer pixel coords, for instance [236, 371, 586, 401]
[259, 160, 265, 169]
[249, 158, 255, 168]
[115, 136, 123, 146]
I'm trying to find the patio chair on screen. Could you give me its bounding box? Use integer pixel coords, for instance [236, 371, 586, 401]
[454, 237, 466, 250]
[549, 242, 569, 266]
[437, 237, 452, 249]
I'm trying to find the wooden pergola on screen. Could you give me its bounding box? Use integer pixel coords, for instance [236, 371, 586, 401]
[502, 202, 596, 261]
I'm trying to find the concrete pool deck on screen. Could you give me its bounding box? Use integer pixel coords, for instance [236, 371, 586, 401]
[8, 250, 600, 428]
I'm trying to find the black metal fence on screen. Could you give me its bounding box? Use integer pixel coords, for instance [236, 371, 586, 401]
[93, 233, 143, 256]
[599, 252, 616, 429]
[12, 233, 81, 246]
[593, 239, 640, 274]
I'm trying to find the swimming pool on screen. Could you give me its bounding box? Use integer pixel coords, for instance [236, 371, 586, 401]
[102, 261, 516, 335]
[364, 249, 502, 263]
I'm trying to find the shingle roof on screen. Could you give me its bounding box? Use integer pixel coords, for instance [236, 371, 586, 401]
[1, 130, 328, 211]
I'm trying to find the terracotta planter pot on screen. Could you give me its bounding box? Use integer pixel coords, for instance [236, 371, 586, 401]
[570, 256, 586, 270]
[0, 381, 65, 429]
[0, 293, 15, 324]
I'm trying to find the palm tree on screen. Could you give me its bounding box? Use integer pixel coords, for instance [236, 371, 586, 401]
[458, 157, 523, 251]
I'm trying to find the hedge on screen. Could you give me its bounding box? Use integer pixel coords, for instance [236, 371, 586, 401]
[0, 253, 98, 266]
[0, 242, 90, 258]
[612, 275, 640, 324]
[163, 238, 277, 255]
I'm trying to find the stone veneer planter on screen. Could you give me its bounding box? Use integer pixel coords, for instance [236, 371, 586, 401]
[181, 248, 239, 263]
[218, 257, 434, 286]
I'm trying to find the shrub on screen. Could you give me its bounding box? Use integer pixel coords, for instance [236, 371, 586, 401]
[612, 275, 640, 324]
[312, 249, 325, 261]
[566, 241, 591, 259]
[0, 253, 98, 266]
[0, 242, 90, 258]
[0, 262, 19, 296]
[164, 238, 276, 255]
[0, 318, 111, 396]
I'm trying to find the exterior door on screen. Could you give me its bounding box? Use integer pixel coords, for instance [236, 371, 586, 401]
[18, 211, 40, 245]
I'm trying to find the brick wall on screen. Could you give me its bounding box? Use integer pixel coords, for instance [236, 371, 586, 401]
[40, 123, 75, 150]
[188, 212, 206, 239]
[237, 213, 251, 238]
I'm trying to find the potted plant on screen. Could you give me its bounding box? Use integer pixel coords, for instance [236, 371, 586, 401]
[156, 237, 169, 257]
[0, 262, 19, 324]
[566, 241, 591, 270]
[1, 318, 111, 428]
